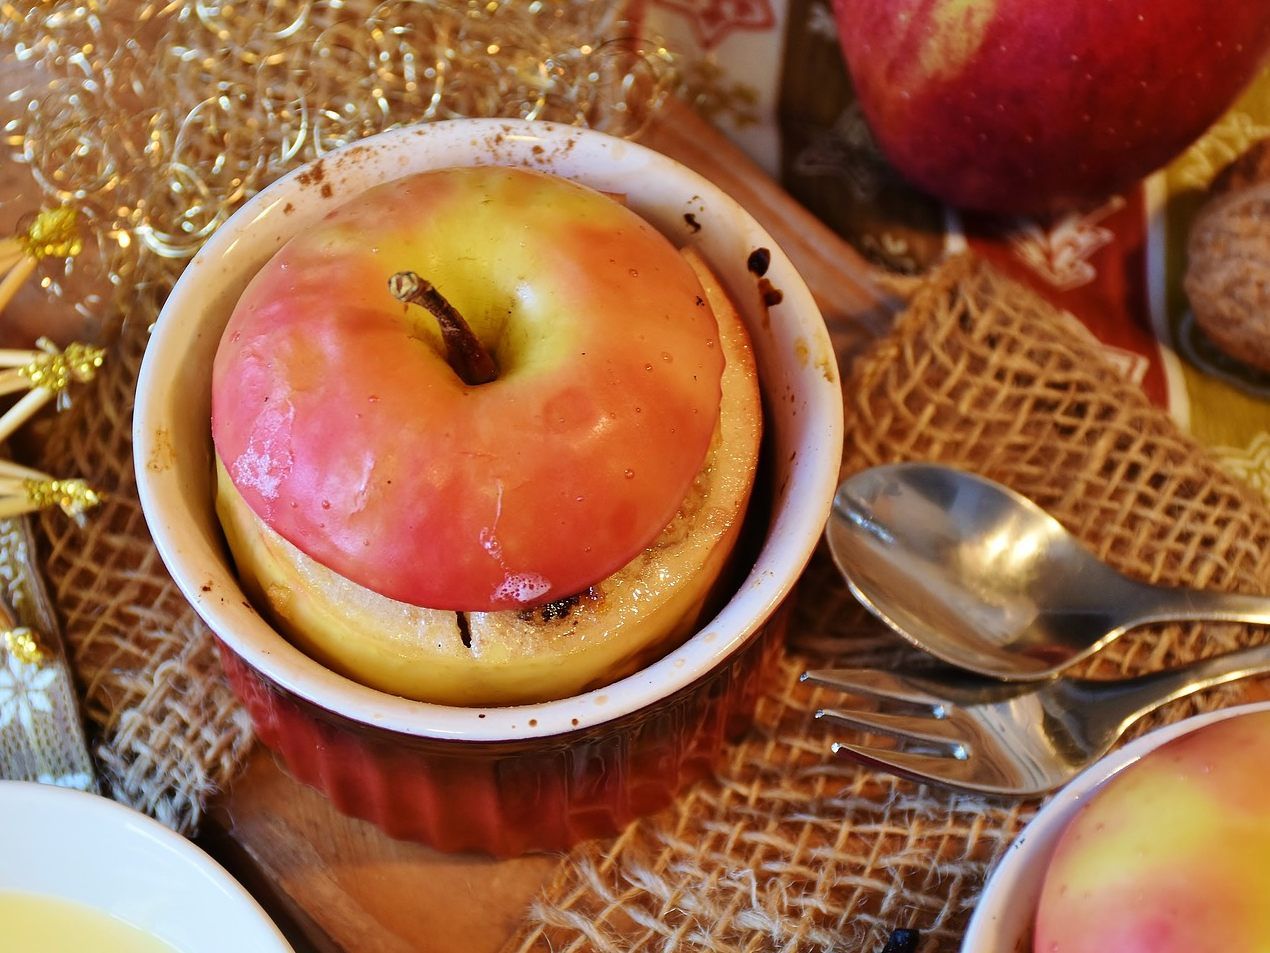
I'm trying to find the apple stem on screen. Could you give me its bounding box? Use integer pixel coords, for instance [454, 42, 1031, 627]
[389, 271, 498, 385]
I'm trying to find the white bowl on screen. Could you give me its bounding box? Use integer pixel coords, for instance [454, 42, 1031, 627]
[0, 781, 291, 951]
[962, 701, 1270, 952]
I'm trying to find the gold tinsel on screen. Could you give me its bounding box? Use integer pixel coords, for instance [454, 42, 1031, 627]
[20, 477, 102, 520]
[1, 0, 676, 333]
[16, 206, 83, 261]
[17, 340, 105, 394]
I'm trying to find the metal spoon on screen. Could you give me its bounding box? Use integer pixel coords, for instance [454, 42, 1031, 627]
[826, 462, 1270, 680]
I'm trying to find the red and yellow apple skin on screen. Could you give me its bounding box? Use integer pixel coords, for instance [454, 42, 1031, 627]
[1034, 711, 1270, 953]
[214, 248, 760, 706]
[832, 0, 1270, 215]
[212, 166, 723, 612]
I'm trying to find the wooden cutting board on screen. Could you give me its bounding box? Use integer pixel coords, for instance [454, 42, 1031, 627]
[202, 96, 891, 953]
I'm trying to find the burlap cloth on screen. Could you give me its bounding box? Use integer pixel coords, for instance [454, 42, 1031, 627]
[12, 0, 1265, 946]
[27, 245, 1270, 947]
[507, 255, 1270, 952]
[21, 186, 1270, 947]
[34, 308, 255, 831]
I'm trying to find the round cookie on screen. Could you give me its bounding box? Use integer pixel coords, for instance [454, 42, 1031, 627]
[1184, 140, 1270, 373]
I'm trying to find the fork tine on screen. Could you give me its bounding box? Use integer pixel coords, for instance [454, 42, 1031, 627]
[802, 667, 945, 706]
[816, 707, 965, 750]
[831, 740, 995, 792]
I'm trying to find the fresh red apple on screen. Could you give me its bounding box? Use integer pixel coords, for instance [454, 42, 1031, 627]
[1034, 710, 1270, 953]
[832, 0, 1270, 214]
[214, 247, 761, 705]
[212, 166, 724, 613]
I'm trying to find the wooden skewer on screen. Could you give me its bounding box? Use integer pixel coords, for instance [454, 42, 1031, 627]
[0, 349, 40, 367]
[0, 374, 33, 398]
[0, 496, 45, 519]
[0, 256, 37, 313]
[0, 459, 51, 481]
[0, 245, 24, 276]
[0, 388, 51, 445]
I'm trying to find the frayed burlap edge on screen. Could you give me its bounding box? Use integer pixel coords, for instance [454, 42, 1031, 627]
[507, 255, 1270, 953]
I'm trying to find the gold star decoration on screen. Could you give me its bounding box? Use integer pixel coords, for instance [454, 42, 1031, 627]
[2, 627, 46, 667]
[0, 207, 83, 314]
[0, 338, 107, 444]
[0, 208, 104, 520]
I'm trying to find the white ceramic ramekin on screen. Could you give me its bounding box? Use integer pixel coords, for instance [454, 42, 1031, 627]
[134, 119, 843, 853]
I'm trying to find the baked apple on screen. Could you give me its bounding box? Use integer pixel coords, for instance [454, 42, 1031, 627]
[212, 166, 762, 705]
[1034, 710, 1270, 953]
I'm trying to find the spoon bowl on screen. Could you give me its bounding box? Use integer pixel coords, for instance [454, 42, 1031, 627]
[826, 463, 1270, 679]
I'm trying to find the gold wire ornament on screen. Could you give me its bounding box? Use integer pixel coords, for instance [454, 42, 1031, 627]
[0, 207, 103, 519]
[5, 1, 676, 277]
[18, 206, 83, 260]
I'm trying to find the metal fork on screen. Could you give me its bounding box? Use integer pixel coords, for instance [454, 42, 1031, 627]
[803, 642, 1270, 797]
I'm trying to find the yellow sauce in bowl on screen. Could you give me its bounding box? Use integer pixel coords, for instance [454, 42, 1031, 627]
[0, 891, 181, 952]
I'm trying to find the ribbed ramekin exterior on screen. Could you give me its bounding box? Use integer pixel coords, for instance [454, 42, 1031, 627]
[219, 610, 784, 856]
